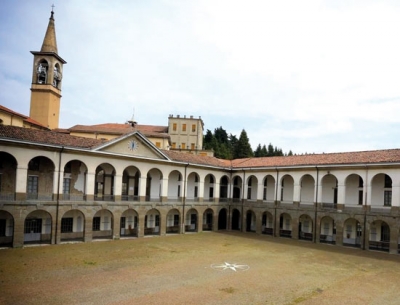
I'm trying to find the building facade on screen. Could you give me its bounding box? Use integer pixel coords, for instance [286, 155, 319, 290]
[1, 125, 400, 255]
[1, 10, 399, 255]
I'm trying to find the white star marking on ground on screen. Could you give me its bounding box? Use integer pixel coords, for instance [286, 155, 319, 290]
[211, 262, 250, 272]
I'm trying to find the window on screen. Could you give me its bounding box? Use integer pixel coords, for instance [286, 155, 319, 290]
[24, 219, 42, 233]
[93, 217, 101, 231]
[192, 124, 196, 132]
[27, 176, 38, 194]
[191, 143, 195, 150]
[36, 60, 48, 84]
[155, 142, 161, 148]
[384, 175, 392, 188]
[174, 214, 179, 226]
[120, 217, 126, 229]
[61, 218, 73, 233]
[358, 176, 363, 187]
[384, 190, 392, 206]
[358, 190, 363, 205]
[182, 124, 186, 132]
[181, 143, 186, 149]
[172, 123, 177, 131]
[171, 142, 176, 149]
[194, 186, 198, 198]
[155, 215, 160, 226]
[63, 178, 71, 194]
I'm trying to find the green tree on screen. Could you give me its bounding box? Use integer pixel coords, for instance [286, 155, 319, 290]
[233, 129, 253, 159]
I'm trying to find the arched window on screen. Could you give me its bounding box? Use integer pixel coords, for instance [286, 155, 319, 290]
[53, 63, 62, 88]
[37, 60, 48, 84]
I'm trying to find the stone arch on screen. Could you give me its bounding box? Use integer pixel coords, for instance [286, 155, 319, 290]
[344, 174, 363, 206]
[280, 174, 294, 203]
[95, 163, 116, 201]
[92, 209, 113, 239]
[185, 208, 198, 232]
[27, 156, 55, 200]
[321, 174, 338, 208]
[319, 216, 336, 244]
[36, 58, 49, 84]
[166, 208, 180, 234]
[219, 176, 229, 201]
[61, 209, 85, 242]
[218, 208, 227, 230]
[204, 174, 216, 202]
[63, 160, 88, 201]
[262, 211, 274, 235]
[120, 209, 138, 237]
[300, 174, 315, 204]
[371, 173, 392, 207]
[343, 218, 362, 248]
[53, 62, 62, 88]
[232, 175, 242, 201]
[24, 210, 52, 244]
[146, 168, 163, 202]
[0, 152, 17, 200]
[145, 209, 160, 235]
[246, 175, 258, 200]
[279, 213, 292, 238]
[0, 210, 14, 247]
[262, 175, 275, 202]
[245, 209, 256, 232]
[231, 208, 241, 230]
[122, 166, 140, 201]
[298, 214, 313, 241]
[369, 220, 390, 252]
[203, 208, 213, 231]
[167, 170, 182, 201]
[187, 172, 200, 201]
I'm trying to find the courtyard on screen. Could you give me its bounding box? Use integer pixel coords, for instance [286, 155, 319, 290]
[1, 232, 400, 304]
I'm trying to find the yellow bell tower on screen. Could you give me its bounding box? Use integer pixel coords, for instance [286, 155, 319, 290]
[29, 9, 66, 129]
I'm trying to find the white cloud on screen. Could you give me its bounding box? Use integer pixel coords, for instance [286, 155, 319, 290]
[1, 0, 400, 153]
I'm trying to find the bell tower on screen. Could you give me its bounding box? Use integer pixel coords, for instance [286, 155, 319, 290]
[30, 9, 66, 129]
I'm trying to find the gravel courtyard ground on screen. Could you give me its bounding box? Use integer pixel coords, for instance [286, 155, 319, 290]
[1, 232, 400, 305]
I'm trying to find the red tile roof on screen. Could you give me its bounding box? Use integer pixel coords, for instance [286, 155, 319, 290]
[230, 150, 400, 168]
[0, 125, 103, 148]
[2, 125, 400, 169]
[62, 123, 169, 138]
[0, 105, 48, 129]
[161, 149, 230, 168]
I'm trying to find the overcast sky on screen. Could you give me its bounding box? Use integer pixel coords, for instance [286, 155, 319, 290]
[1, 0, 400, 154]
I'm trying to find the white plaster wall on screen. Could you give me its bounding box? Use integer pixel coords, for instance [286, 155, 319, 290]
[300, 175, 315, 203]
[321, 175, 337, 203]
[168, 171, 181, 199]
[345, 174, 361, 206]
[281, 176, 294, 202]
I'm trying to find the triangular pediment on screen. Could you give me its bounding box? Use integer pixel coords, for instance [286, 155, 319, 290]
[93, 132, 168, 160]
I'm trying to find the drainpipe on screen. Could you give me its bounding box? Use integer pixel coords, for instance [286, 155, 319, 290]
[274, 168, 279, 237]
[242, 169, 246, 232]
[55, 146, 64, 244]
[362, 165, 368, 250]
[182, 163, 189, 234]
[314, 166, 319, 243]
[228, 167, 233, 230]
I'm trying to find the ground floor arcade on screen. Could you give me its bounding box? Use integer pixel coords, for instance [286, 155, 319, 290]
[1, 202, 399, 254]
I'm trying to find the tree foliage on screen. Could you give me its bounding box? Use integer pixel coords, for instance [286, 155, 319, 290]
[203, 127, 292, 160]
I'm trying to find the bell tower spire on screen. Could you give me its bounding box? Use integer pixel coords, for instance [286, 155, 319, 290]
[29, 8, 67, 129]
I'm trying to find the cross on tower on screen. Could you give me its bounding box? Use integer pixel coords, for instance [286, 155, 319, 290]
[51, 4, 55, 12]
